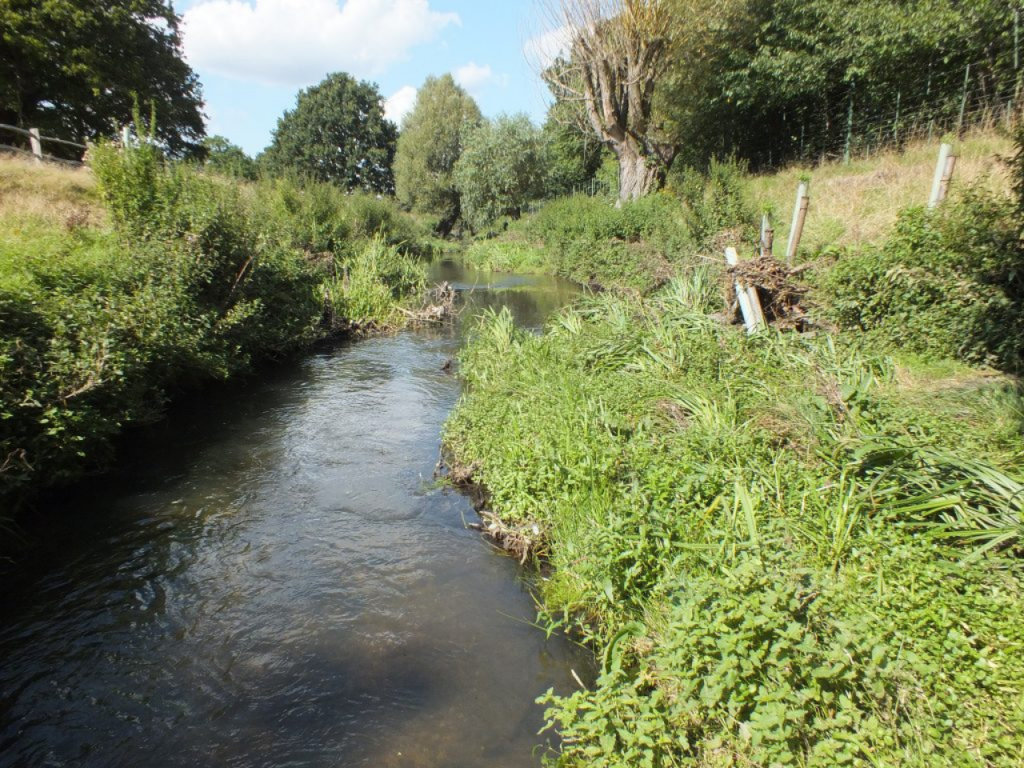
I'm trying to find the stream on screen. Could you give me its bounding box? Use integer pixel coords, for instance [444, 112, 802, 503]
[0, 262, 588, 768]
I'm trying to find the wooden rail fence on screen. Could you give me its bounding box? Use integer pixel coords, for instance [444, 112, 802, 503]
[0, 124, 87, 166]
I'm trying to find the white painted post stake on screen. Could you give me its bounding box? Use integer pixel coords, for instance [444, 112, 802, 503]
[121, 125, 132, 148]
[785, 182, 809, 264]
[28, 128, 42, 163]
[725, 247, 766, 334]
[928, 143, 957, 208]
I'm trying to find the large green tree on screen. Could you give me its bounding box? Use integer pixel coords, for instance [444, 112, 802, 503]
[0, 0, 205, 156]
[202, 136, 258, 181]
[261, 73, 397, 193]
[393, 74, 482, 236]
[455, 114, 547, 228]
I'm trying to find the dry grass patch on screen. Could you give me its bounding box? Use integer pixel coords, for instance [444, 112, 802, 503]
[747, 131, 1012, 254]
[0, 155, 104, 230]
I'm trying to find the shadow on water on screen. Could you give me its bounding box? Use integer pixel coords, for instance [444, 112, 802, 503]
[0, 261, 592, 768]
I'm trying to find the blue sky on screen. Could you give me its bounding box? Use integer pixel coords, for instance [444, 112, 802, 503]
[175, 0, 564, 156]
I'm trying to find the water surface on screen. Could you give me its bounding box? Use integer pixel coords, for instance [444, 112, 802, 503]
[0, 262, 588, 768]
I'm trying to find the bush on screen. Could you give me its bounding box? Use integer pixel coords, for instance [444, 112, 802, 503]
[1, 143, 430, 510]
[521, 195, 692, 291]
[822, 190, 1024, 370]
[673, 157, 755, 248]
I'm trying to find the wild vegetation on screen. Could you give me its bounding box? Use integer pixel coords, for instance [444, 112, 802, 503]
[0, 142, 430, 515]
[5, 0, 1024, 763]
[446, 133, 1024, 762]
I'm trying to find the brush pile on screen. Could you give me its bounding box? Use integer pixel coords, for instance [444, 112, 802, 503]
[725, 255, 809, 330]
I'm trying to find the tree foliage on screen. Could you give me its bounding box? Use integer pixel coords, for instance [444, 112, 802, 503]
[261, 73, 397, 194]
[0, 0, 205, 156]
[658, 0, 1019, 169]
[393, 74, 482, 233]
[202, 136, 258, 181]
[541, 102, 604, 197]
[455, 114, 547, 228]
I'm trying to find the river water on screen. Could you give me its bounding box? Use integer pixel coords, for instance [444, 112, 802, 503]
[0, 263, 587, 768]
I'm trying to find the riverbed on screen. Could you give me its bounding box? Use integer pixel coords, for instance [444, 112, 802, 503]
[0, 263, 587, 768]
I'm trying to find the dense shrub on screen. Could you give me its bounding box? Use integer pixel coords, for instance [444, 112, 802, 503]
[1, 145, 428, 511]
[823, 190, 1024, 371]
[519, 194, 692, 291]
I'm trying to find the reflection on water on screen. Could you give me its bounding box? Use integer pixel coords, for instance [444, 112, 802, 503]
[0, 262, 588, 767]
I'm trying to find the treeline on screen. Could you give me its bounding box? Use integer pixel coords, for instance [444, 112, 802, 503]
[659, 0, 1022, 169]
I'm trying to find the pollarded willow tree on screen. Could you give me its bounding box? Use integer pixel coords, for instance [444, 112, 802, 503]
[539, 0, 713, 200]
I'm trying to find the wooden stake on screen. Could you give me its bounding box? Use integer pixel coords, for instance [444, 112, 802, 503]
[785, 182, 810, 264]
[957, 64, 971, 136]
[929, 143, 957, 208]
[759, 214, 774, 259]
[725, 247, 765, 334]
[844, 90, 854, 165]
[28, 128, 42, 163]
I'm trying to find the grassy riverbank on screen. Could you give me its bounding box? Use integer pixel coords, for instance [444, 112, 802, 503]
[446, 134, 1024, 765]
[462, 133, 1012, 295]
[0, 149, 432, 515]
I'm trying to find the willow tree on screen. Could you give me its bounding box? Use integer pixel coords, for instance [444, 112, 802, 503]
[540, 0, 695, 200]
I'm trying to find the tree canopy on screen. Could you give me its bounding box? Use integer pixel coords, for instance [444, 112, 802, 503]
[455, 114, 547, 228]
[393, 74, 482, 235]
[202, 136, 258, 181]
[261, 73, 397, 193]
[0, 0, 205, 156]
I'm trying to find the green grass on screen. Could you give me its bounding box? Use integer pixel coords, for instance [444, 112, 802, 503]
[445, 272, 1024, 766]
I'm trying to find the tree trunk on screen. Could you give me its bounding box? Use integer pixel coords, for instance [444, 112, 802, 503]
[616, 142, 661, 202]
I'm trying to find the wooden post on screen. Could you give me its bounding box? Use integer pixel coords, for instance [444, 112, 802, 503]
[725, 247, 765, 334]
[785, 182, 810, 264]
[28, 128, 42, 163]
[929, 143, 957, 208]
[759, 214, 774, 259]
[892, 91, 901, 143]
[844, 89, 854, 165]
[1016, 9, 1020, 72]
[957, 64, 971, 136]
[121, 125, 131, 148]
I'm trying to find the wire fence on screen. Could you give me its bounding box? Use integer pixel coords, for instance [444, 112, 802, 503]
[747, 43, 1024, 171]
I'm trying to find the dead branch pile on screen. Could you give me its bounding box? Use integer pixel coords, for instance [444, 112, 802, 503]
[398, 281, 458, 324]
[724, 255, 809, 330]
[470, 511, 545, 564]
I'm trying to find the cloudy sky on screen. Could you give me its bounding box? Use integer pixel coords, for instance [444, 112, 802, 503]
[176, 0, 564, 156]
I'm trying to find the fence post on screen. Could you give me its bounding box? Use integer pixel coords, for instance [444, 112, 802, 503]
[28, 128, 42, 163]
[1016, 9, 1020, 72]
[929, 143, 957, 208]
[844, 87, 854, 165]
[892, 91, 901, 143]
[957, 64, 971, 136]
[785, 182, 810, 264]
[725, 247, 765, 334]
[759, 214, 774, 259]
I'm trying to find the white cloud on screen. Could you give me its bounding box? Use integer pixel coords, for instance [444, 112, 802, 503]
[453, 62, 494, 92]
[385, 85, 418, 125]
[183, 0, 460, 86]
[523, 25, 573, 71]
